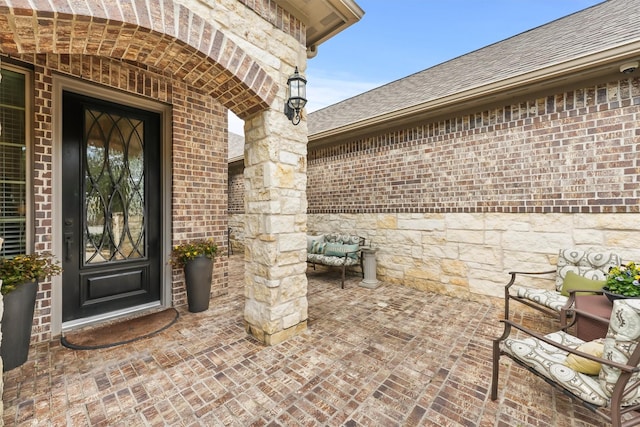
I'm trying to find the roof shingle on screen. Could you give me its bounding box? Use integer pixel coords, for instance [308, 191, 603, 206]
[308, 0, 640, 135]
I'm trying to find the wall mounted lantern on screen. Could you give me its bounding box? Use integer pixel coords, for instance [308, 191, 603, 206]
[619, 61, 639, 74]
[284, 67, 307, 125]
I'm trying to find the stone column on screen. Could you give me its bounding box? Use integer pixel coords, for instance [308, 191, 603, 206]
[243, 109, 308, 345]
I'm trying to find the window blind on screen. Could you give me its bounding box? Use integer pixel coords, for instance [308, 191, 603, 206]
[0, 68, 27, 257]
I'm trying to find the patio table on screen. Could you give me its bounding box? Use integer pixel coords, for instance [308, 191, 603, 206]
[574, 294, 611, 341]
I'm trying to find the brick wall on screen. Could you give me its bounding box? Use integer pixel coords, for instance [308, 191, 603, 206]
[308, 76, 640, 215]
[228, 162, 245, 214]
[24, 53, 228, 342]
[228, 162, 246, 254]
[170, 79, 229, 304]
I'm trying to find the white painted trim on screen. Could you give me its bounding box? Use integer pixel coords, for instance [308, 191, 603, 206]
[51, 74, 173, 336]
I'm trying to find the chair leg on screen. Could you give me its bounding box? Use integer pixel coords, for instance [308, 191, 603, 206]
[491, 322, 512, 401]
[491, 338, 501, 401]
[341, 265, 346, 289]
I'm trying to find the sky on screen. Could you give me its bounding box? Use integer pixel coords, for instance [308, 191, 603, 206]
[228, 0, 604, 135]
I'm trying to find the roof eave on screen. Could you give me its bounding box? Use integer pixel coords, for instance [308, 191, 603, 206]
[275, 0, 364, 52]
[309, 39, 640, 146]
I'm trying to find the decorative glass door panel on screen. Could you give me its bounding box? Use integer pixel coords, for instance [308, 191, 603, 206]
[84, 109, 145, 264]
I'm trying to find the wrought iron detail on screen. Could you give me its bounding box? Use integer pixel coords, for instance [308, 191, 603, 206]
[83, 108, 146, 264]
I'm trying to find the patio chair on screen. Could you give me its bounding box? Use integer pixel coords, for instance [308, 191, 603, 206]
[491, 298, 640, 427]
[504, 249, 620, 325]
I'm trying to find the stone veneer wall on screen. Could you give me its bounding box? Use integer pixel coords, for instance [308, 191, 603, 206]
[308, 212, 640, 302]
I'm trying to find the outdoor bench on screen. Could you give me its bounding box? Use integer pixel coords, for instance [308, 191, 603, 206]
[306, 233, 365, 288]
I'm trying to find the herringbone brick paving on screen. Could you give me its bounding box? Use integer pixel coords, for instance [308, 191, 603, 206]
[3, 255, 607, 426]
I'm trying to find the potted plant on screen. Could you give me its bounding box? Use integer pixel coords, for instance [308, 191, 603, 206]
[603, 262, 640, 302]
[0, 252, 62, 371]
[170, 239, 218, 313]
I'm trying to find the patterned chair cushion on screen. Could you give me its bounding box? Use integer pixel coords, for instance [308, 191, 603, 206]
[502, 331, 608, 407]
[513, 249, 620, 314]
[555, 250, 620, 292]
[599, 299, 640, 405]
[515, 287, 569, 312]
[307, 253, 360, 266]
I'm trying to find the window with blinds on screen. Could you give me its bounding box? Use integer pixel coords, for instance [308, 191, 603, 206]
[0, 67, 28, 257]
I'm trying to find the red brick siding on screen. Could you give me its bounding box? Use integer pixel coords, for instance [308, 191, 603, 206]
[1, 2, 277, 120]
[228, 162, 245, 214]
[23, 53, 228, 342]
[170, 83, 229, 304]
[307, 76, 640, 214]
[32, 58, 55, 343]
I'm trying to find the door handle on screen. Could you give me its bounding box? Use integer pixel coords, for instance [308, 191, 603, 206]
[65, 233, 73, 262]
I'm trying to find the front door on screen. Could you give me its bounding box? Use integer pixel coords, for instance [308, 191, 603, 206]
[62, 91, 162, 322]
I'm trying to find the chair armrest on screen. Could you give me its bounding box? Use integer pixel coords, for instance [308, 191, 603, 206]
[505, 269, 556, 290]
[561, 288, 605, 312]
[503, 269, 555, 320]
[499, 319, 637, 373]
[561, 291, 610, 330]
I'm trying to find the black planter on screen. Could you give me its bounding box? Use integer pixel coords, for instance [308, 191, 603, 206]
[602, 286, 640, 304]
[183, 256, 213, 313]
[2, 280, 38, 371]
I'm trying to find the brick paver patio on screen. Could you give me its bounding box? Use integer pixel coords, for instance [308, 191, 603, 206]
[3, 255, 607, 426]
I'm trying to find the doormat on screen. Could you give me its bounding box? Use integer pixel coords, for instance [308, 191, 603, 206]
[61, 308, 179, 350]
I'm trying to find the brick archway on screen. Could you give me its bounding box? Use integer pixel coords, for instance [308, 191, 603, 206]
[0, 0, 277, 118]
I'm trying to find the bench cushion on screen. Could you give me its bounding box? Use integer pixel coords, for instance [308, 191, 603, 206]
[325, 243, 359, 259]
[307, 253, 360, 267]
[324, 233, 361, 245]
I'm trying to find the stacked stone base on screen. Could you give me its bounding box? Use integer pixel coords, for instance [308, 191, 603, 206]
[245, 320, 307, 346]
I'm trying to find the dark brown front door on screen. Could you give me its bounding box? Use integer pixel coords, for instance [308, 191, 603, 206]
[62, 91, 162, 322]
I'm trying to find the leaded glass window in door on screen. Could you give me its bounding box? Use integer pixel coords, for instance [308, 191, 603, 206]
[84, 109, 145, 264]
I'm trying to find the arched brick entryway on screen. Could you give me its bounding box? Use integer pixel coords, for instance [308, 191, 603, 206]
[2, 0, 311, 348]
[0, 0, 276, 118]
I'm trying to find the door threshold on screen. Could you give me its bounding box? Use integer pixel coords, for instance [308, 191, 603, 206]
[62, 302, 164, 332]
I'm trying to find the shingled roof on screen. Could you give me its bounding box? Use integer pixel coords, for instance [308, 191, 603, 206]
[308, 0, 640, 138]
